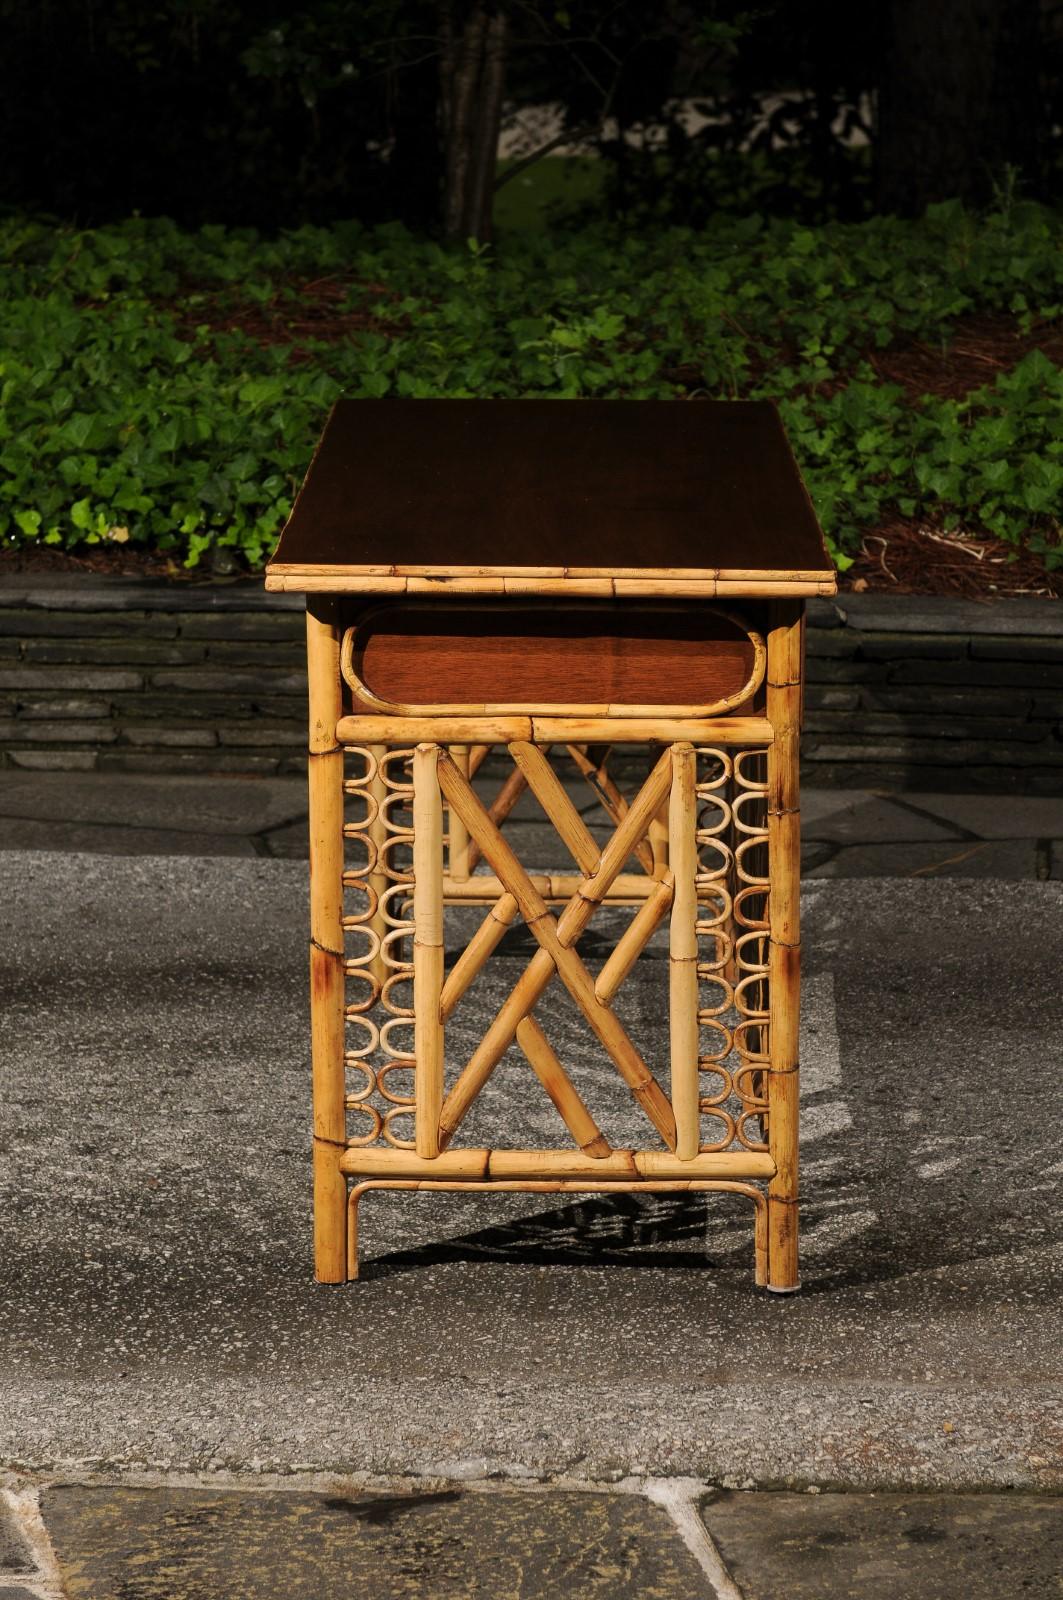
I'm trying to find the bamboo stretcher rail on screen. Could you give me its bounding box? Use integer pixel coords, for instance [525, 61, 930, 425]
[434, 749, 677, 1150]
[669, 743, 700, 1161]
[440, 872, 660, 902]
[337, 714, 774, 746]
[338, 1146, 776, 1180]
[412, 745, 445, 1158]
[346, 1178, 769, 1283]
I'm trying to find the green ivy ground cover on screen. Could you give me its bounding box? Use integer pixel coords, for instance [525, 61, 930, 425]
[1, 201, 1061, 572]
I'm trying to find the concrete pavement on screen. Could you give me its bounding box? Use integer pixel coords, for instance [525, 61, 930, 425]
[0, 768, 1059, 875]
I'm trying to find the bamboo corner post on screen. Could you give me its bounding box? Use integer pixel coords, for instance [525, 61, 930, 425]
[267, 399, 836, 1288]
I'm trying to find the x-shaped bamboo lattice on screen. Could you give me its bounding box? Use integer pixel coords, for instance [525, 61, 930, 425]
[412, 740, 701, 1162]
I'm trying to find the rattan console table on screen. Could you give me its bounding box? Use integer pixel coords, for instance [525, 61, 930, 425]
[266, 398, 836, 1291]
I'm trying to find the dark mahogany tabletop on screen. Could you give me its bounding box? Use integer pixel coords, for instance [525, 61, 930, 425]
[266, 398, 835, 593]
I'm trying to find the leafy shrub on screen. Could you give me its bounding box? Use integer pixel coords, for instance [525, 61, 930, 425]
[1, 200, 1061, 571]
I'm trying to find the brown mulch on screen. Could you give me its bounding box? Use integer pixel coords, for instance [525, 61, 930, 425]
[168, 275, 407, 362]
[843, 521, 1061, 600]
[865, 312, 1063, 400]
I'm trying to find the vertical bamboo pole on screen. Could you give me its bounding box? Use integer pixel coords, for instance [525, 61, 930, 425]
[448, 745, 471, 882]
[307, 597, 347, 1283]
[669, 744, 700, 1161]
[766, 599, 802, 1292]
[367, 742, 388, 992]
[413, 743, 445, 1158]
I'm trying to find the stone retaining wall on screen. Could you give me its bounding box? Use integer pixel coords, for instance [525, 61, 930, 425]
[0, 580, 1059, 792]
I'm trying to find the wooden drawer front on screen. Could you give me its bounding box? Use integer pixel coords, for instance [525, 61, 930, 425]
[341, 602, 765, 716]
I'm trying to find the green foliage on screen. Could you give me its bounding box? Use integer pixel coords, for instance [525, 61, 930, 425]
[2, 200, 1062, 570]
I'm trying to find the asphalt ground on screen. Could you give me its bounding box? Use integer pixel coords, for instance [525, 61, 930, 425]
[1, 773, 1059, 1597]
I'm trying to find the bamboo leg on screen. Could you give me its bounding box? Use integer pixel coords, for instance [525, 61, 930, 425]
[413, 744, 445, 1158]
[307, 597, 347, 1283]
[669, 744, 700, 1161]
[765, 600, 802, 1293]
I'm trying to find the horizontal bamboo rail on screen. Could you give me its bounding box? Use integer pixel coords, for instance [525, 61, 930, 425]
[337, 714, 774, 746]
[440, 872, 660, 903]
[266, 566, 836, 598]
[339, 1147, 776, 1179]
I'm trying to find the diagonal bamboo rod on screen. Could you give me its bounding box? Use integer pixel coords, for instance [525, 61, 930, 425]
[412, 744, 445, 1158]
[439, 891, 518, 1020]
[435, 749, 677, 1150]
[669, 744, 700, 1161]
[514, 1015, 611, 1157]
[509, 740, 601, 875]
[465, 761, 529, 874]
[447, 745, 471, 883]
[595, 873, 674, 1003]
[566, 743, 655, 875]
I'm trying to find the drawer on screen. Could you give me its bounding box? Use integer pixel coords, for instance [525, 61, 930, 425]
[341, 601, 765, 717]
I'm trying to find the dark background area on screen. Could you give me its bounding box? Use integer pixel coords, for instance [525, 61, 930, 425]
[3, 0, 1062, 235]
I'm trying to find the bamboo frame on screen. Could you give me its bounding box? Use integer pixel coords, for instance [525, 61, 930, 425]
[297, 596, 809, 1290]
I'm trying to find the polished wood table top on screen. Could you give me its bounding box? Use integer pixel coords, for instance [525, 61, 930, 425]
[266, 398, 835, 597]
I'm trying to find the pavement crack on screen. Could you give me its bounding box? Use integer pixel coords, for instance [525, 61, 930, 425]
[876, 793, 981, 841]
[638, 1477, 746, 1600]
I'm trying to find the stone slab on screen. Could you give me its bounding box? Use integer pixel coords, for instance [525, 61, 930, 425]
[800, 791, 961, 844]
[0, 772, 306, 836]
[0, 856, 1060, 1488]
[805, 838, 1040, 879]
[807, 596, 1062, 637]
[702, 1490, 1063, 1600]
[0, 817, 258, 856]
[0, 1497, 33, 1574]
[42, 1485, 709, 1600]
[908, 792, 1063, 840]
